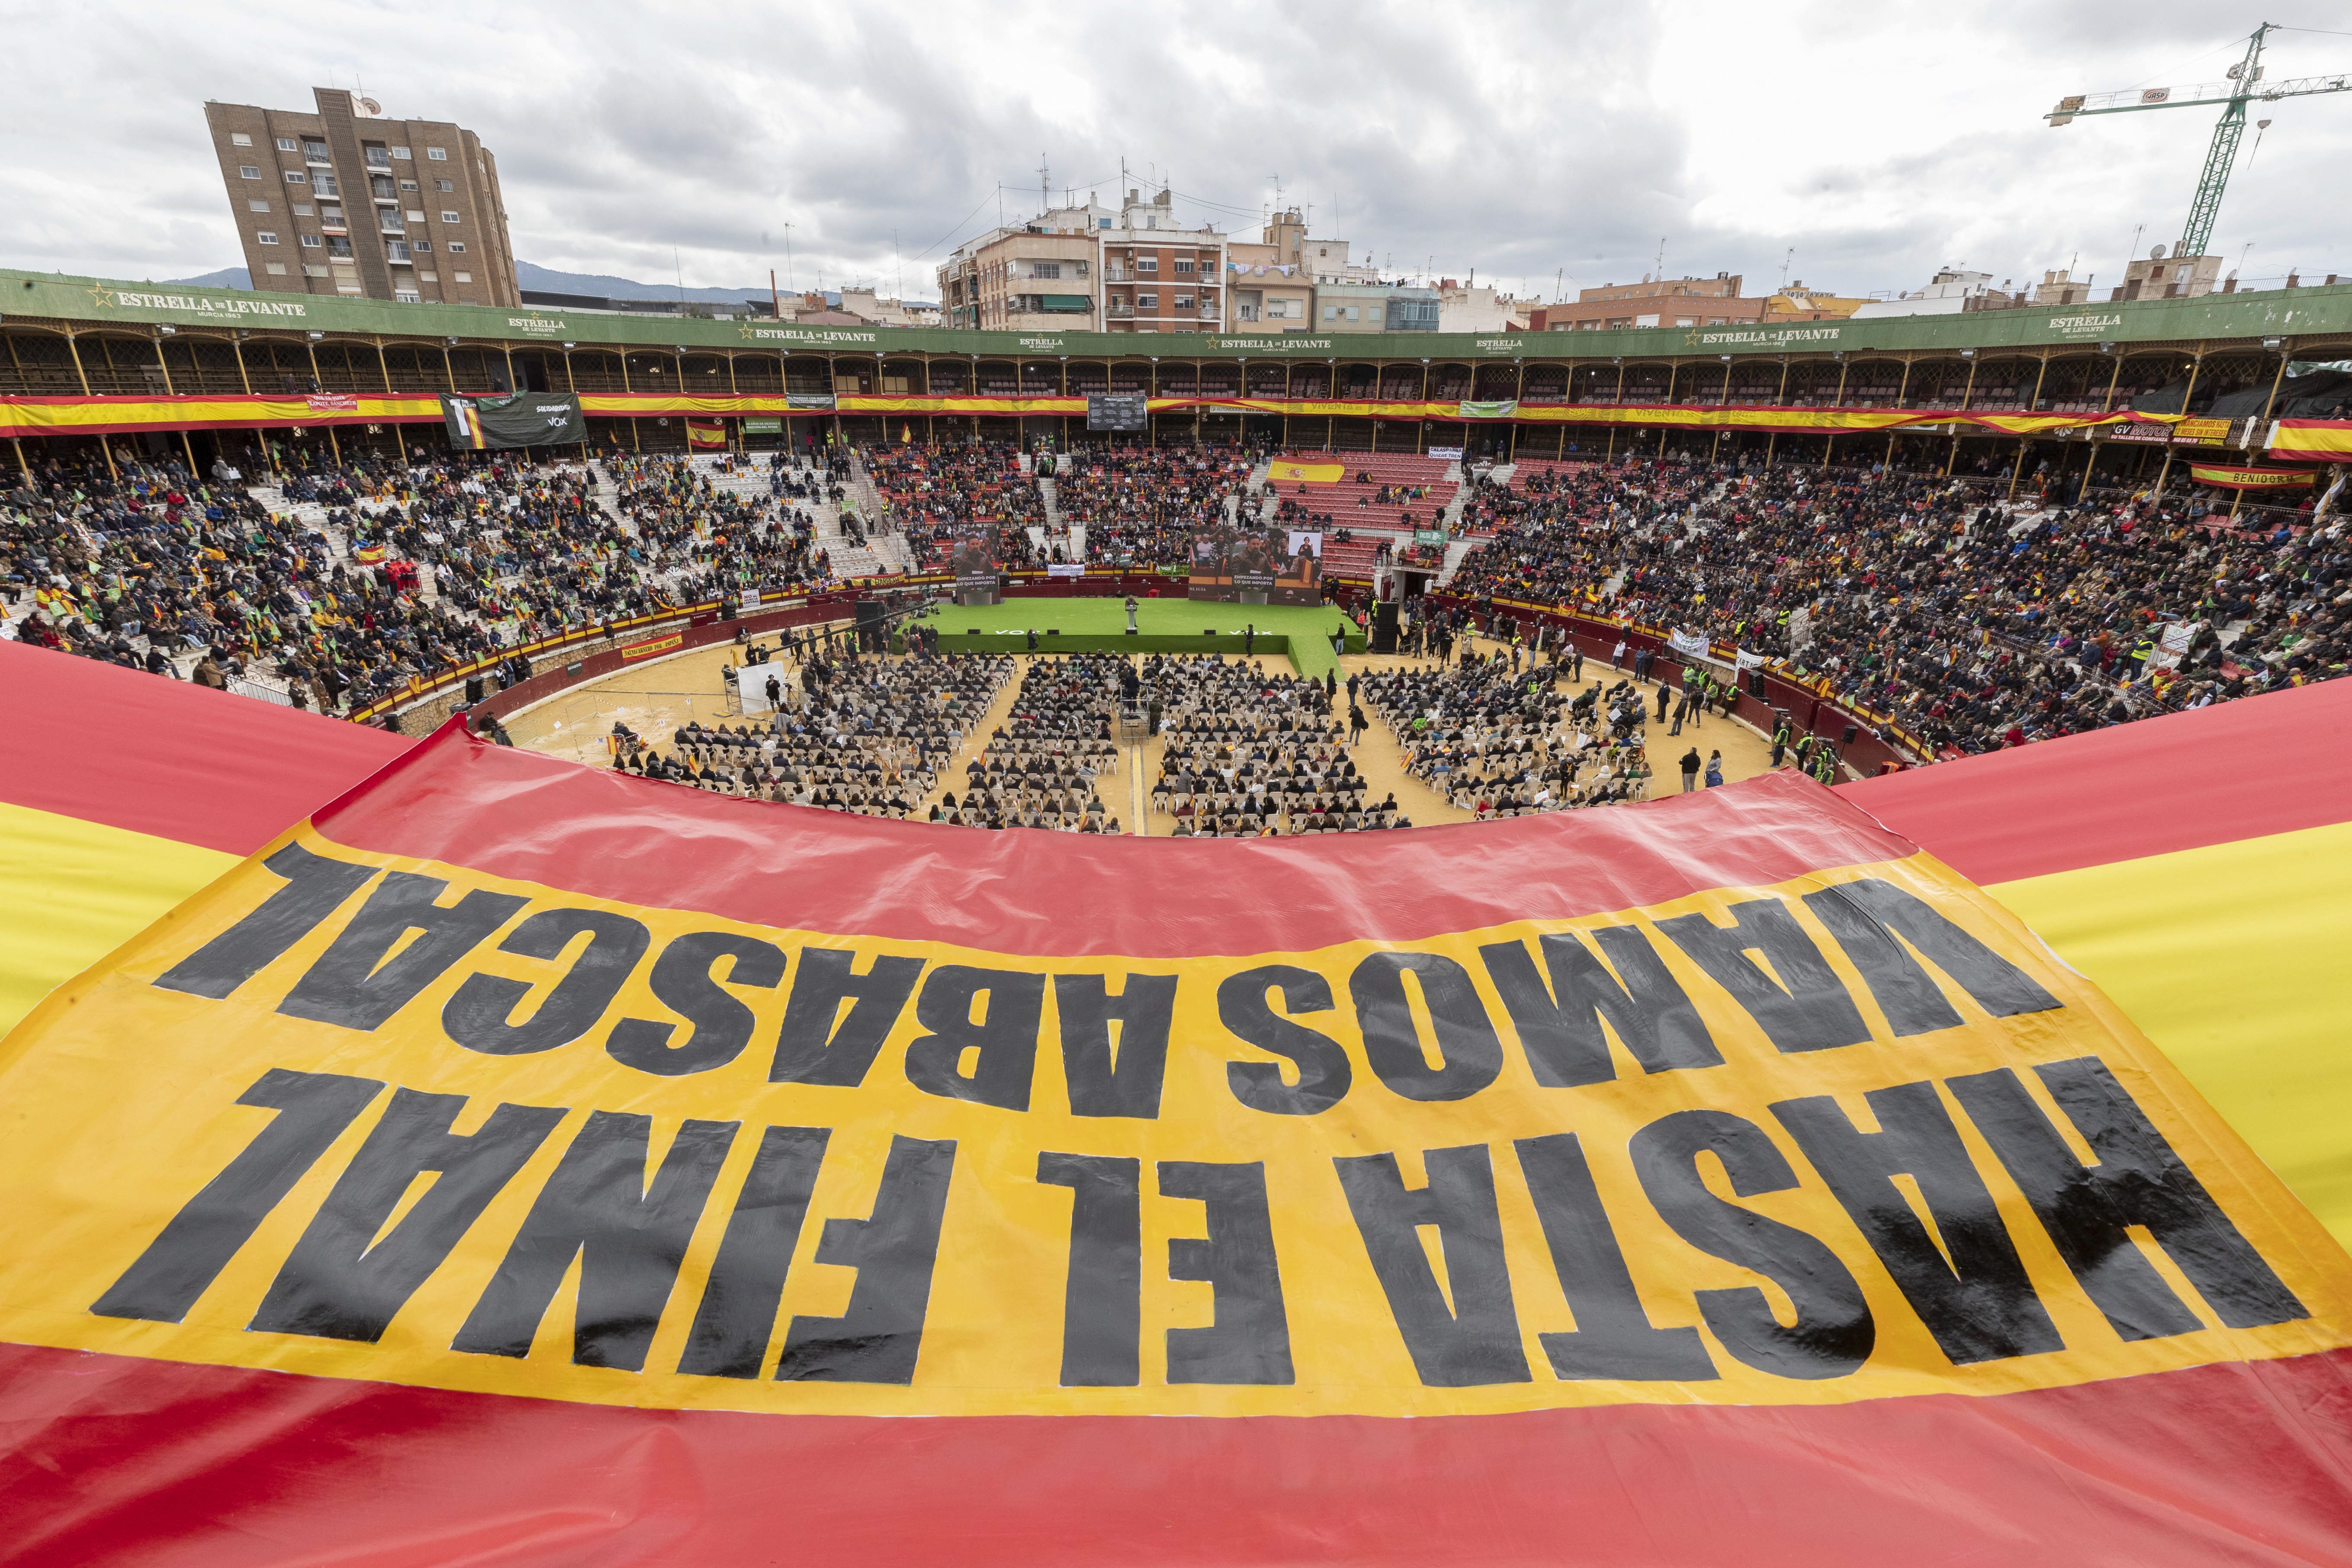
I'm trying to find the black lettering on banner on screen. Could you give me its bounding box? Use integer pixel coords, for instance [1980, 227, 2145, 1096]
[1771, 1083, 2063, 1364]
[1654, 898, 1871, 1054]
[1055, 973, 1179, 1119]
[775, 1135, 958, 1384]
[154, 843, 378, 999]
[677, 1125, 831, 1378]
[92, 1069, 385, 1323]
[278, 871, 527, 1031]
[1947, 1057, 2307, 1339]
[902, 966, 1047, 1112]
[1630, 1108, 1876, 1379]
[1218, 965, 1352, 1116]
[451, 1113, 739, 1370]
[606, 932, 787, 1077]
[247, 1089, 566, 1342]
[1801, 879, 2063, 1038]
[443, 908, 652, 1056]
[1479, 928, 1722, 1087]
[767, 948, 925, 1086]
[1160, 1160, 1295, 1385]
[1514, 1132, 1718, 1381]
[1348, 952, 1505, 1103]
[1037, 1152, 1142, 1386]
[1333, 1145, 1529, 1386]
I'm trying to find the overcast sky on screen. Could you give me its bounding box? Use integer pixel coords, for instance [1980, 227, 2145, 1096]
[5, 0, 2349, 301]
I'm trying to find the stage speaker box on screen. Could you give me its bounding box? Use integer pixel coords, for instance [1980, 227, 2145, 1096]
[1372, 601, 1400, 654]
[464, 675, 485, 705]
[1841, 724, 1860, 745]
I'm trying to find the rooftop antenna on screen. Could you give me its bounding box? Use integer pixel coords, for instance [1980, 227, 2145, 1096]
[675, 247, 685, 310]
[782, 222, 795, 293]
[1038, 154, 1049, 221]
[1778, 247, 1793, 290]
[893, 228, 901, 301]
[1656, 237, 1667, 278]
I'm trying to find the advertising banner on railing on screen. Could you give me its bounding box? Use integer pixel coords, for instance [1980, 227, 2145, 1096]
[443, 392, 586, 451]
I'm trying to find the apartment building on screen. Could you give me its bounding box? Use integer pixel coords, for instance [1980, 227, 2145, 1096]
[1263, 208, 1376, 284]
[201, 88, 518, 306]
[1436, 280, 1535, 333]
[1225, 241, 1313, 331]
[1099, 189, 1226, 334]
[1529, 273, 1767, 331]
[937, 199, 1112, 329]
[1314, 283, 1439, 333]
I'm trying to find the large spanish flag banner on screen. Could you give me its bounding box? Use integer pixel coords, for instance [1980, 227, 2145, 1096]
[3, 642, 2352, 1565]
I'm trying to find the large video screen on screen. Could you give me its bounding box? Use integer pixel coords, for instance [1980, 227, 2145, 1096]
[1087, 394, 1148, 432]
[1186, 526, 1322, 606]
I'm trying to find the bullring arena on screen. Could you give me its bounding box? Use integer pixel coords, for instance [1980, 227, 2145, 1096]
[6, 247, 2352, 1564]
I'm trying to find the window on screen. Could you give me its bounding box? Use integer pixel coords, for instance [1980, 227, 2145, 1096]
[292, 203, 313, 215]
[399, 179, 418, 192]
[418, 272, 438, 283]
[283, 170, 307, 184]
[238, 165, 260, 179]
[255, 231, 280, 245]
[390, 147, 411, 160]
[364, 146, 390, 167]
[247, 199, 270, 212]
[1137, 257, 1158, 273]
[1346, 306, 1359, 320]
[229, 132, 252, 147]
[276, 137, 296, 151]
[303, 140, 329, 162]
[405, 209, 425, 222]
[385, 240, 411, 262]
[454, 271, 472, 283]
[313, 173, 338, 197]
[1098, 218, 1111, 229]
[1031, 262, 1059, 278]
[413, 239, 431, 252]
[299, 234, 322, 248]
[440, 210, 460, 224]
[328, 237, 353, 257]
[447, 241, 466, 253]
[1174, 258, 1194, 274]
[394, 289, 420, 303]
[319, 204, 345, 226]
[1074, 260, 1088, 277]
[436, 179, 452, 192]
[303, 264, 328, 277]
[1137, 292, 1158, 308]
[1175, 294, 1193, 308]
[426, 146, 448, 161]
[379, 211, 405, 234]
[263, 261, 286, 275]
[1324, 305, 1337, 320]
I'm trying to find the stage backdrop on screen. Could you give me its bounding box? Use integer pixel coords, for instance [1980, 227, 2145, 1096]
[3, 708, 2351, 1564]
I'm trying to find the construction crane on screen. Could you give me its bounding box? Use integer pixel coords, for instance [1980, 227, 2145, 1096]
[2047, 22, 2352, 260]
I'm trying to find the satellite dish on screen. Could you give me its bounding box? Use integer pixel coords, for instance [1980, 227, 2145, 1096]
[2150, 243, 2168, 260]
[358, 96, 381, 116]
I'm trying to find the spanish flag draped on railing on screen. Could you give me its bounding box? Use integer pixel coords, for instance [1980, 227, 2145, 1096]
[2, 641, 2350, 1564]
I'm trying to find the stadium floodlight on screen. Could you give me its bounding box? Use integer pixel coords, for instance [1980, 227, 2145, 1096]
[307, 331, 325, 341]
[562, 341, 575, 349]
[1718, 353, 1731, 363]
[447, 336, 461, 347]
[2263, 336, 2285, 349]
[156, 325, 177, 336]
[2099, 341, 2117, 354]
[1960, 348, 1977, 358]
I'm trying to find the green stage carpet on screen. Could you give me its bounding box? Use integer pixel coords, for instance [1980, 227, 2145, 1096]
[913, 598, 1363, 678]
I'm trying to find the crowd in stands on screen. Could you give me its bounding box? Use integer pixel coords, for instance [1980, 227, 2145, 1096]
[1054, 444, 1256, 568]
[1147, 654, 1403, 835]
[1359, 649, 1635, 815]
[10, 436, 2344, 776]
[1445, 454, 2348, 755]
[939, 654, 1123, 831]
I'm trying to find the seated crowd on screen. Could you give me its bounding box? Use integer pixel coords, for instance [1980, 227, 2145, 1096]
[1362, 650, 1626, 815]
[938, 654, 1123, 831]
[1148, 654, 1403, 835]
[1053, 444, 1255, 568]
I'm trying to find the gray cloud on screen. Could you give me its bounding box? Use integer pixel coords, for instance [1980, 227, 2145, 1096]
[1, 0, 2344, 301]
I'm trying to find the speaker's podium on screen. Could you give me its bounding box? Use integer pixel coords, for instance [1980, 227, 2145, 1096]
[1371, 601, 1401, 654]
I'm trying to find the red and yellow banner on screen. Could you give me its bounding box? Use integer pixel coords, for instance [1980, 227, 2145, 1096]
[2189, 462, 2317, 490]
[1, 389, 2198, 442]
[2269, 418, 2352, 464]
[618, 631, 684, 661]
[3, 646, 2352, 1562]
[1266, 458, 1346, 483]
[685, 417, 727, 450]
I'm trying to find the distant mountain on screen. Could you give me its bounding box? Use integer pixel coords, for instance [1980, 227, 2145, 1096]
[517, 261, 776, 305]
[157, 261, 912, 310]
[165, 267, 251, 290]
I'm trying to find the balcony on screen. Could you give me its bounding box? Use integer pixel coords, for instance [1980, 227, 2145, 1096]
[1102, 267, 1132, 282]
[1106, 304, 1135, 319]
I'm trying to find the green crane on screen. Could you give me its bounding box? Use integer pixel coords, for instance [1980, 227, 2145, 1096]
[2047, 23, 2351, 261]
